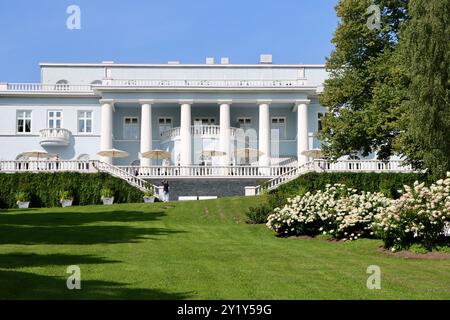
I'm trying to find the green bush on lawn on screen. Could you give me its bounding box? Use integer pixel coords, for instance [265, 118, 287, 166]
[0, 172, 144, 208]
[247, 172, 431, 224]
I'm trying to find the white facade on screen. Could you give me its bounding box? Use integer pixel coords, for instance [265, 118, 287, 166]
[0, 58, 329, 171]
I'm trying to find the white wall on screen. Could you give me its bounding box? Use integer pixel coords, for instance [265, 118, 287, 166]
[40, 64, 327, 84]
[0, 103, 101, 161]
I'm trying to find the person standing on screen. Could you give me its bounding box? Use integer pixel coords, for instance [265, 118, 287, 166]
[162, 180, 170, 202]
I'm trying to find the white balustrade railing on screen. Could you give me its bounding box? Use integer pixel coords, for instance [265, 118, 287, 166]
[160, 125, 239, 142]
[95, 161, 156, 194]
[4, 83, 93, 92]
[0, 159, 415, 196]
[1, 79, 307, 93]
[39, 128, 71, 144]
[255, 160, 415, 195]
[0, 160, 93, 172]
[316, 160, 413, 172]
[118, 165, 297, 178]
[0, 160, 156, 195]
[105, 79, 305, 88]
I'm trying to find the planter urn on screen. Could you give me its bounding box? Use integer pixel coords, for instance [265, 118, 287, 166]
[102, 197, 114, 205]
[17, 201, 30, 209]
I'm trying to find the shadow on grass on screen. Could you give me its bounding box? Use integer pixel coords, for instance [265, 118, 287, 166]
[0, 225, 184, 245]
[0, 253, 119, 269]
[0, 270, 192, 300]
[0, 210, 167, 226]
[0, 210, 185, 245]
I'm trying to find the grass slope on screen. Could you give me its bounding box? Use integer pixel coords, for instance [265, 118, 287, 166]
[0, 197, 449, 300]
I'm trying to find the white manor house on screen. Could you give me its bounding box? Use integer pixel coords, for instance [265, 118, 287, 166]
[0, 55, 412, 199]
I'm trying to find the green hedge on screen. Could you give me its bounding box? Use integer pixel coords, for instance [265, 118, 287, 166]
[254, 172, 431, 222]
[0, 172, 144, 209]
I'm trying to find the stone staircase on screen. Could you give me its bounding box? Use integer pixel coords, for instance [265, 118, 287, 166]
[94, 161, 158, 195]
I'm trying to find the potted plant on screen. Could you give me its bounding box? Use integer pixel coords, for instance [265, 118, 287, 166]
[143, 190, 155, 203]
[58, 190, 73, 208]
[16, 191, 30, 209]
[100, 188, 114, 205]
[143, 182, 155, 203]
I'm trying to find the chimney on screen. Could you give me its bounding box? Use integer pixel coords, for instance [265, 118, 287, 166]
[260, 54, 273, 64]
[221, 57, 230, 65]
[206, 57, 215, 65]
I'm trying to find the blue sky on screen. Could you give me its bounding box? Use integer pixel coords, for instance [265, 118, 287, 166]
[0, 0, 339, 82]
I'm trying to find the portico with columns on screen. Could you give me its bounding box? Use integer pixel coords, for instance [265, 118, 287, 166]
[98, 95, 314, 172]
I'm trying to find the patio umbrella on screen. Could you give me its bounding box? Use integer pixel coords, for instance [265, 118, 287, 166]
[20, 150, 51, 161]
[236, 148, 264, 158]
[97, 149, 129, 158]
[141, 150, 171, 161]
[301, 149, 324, 159]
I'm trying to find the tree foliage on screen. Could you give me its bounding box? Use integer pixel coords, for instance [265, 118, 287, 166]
[320, 0, 450, 177]
[396, 0, 450, 177]
[319, 0, 409, 159]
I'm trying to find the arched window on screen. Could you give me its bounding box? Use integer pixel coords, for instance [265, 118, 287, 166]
[55, 80, 69, 91]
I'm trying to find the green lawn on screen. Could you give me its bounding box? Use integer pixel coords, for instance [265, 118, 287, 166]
[0, 197, 449, 300]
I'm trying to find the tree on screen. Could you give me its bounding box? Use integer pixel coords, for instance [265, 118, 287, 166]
[396, 0, 450, 177]
[319, 0, 409, 159]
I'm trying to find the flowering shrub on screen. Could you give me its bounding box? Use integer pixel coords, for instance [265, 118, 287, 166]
[374, 173, 450, 251]
[266, 184, 390, 240]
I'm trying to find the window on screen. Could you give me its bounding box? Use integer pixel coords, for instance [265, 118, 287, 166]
[78, 111, 93, 133]
[271, 117, 286, 140]
[237, 117, 252, 130]
[123, 117, 139, 140]
[194, 118, 215, 125]
[48, 111, 62, 129]
[318, 113, 325, 132]
[159, 118, 173, 136]
[17, 110, 32, 133]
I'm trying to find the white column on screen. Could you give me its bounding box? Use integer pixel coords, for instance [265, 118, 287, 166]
[297, 101, 310, 166]
[100, 99, 114, 164]
[179, 101, 193, 167]
[219, 100, 232, 167]
[258, 101, 271, 167]
[140, 100, 153, 167]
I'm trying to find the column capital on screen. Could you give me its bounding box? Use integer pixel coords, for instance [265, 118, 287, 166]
[217, 99, 233, 105]
[179, 99, 194, 105]
[99, 99, 115, 106]
[139, 99, 155, 105]
[294, 99, 311, 106]
[257, 99, 272, 105]
[293, 99, 311, 112]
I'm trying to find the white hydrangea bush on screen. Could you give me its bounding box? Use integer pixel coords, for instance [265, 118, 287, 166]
[266, 184, 391, 240]
[374, 173, 450, 250]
